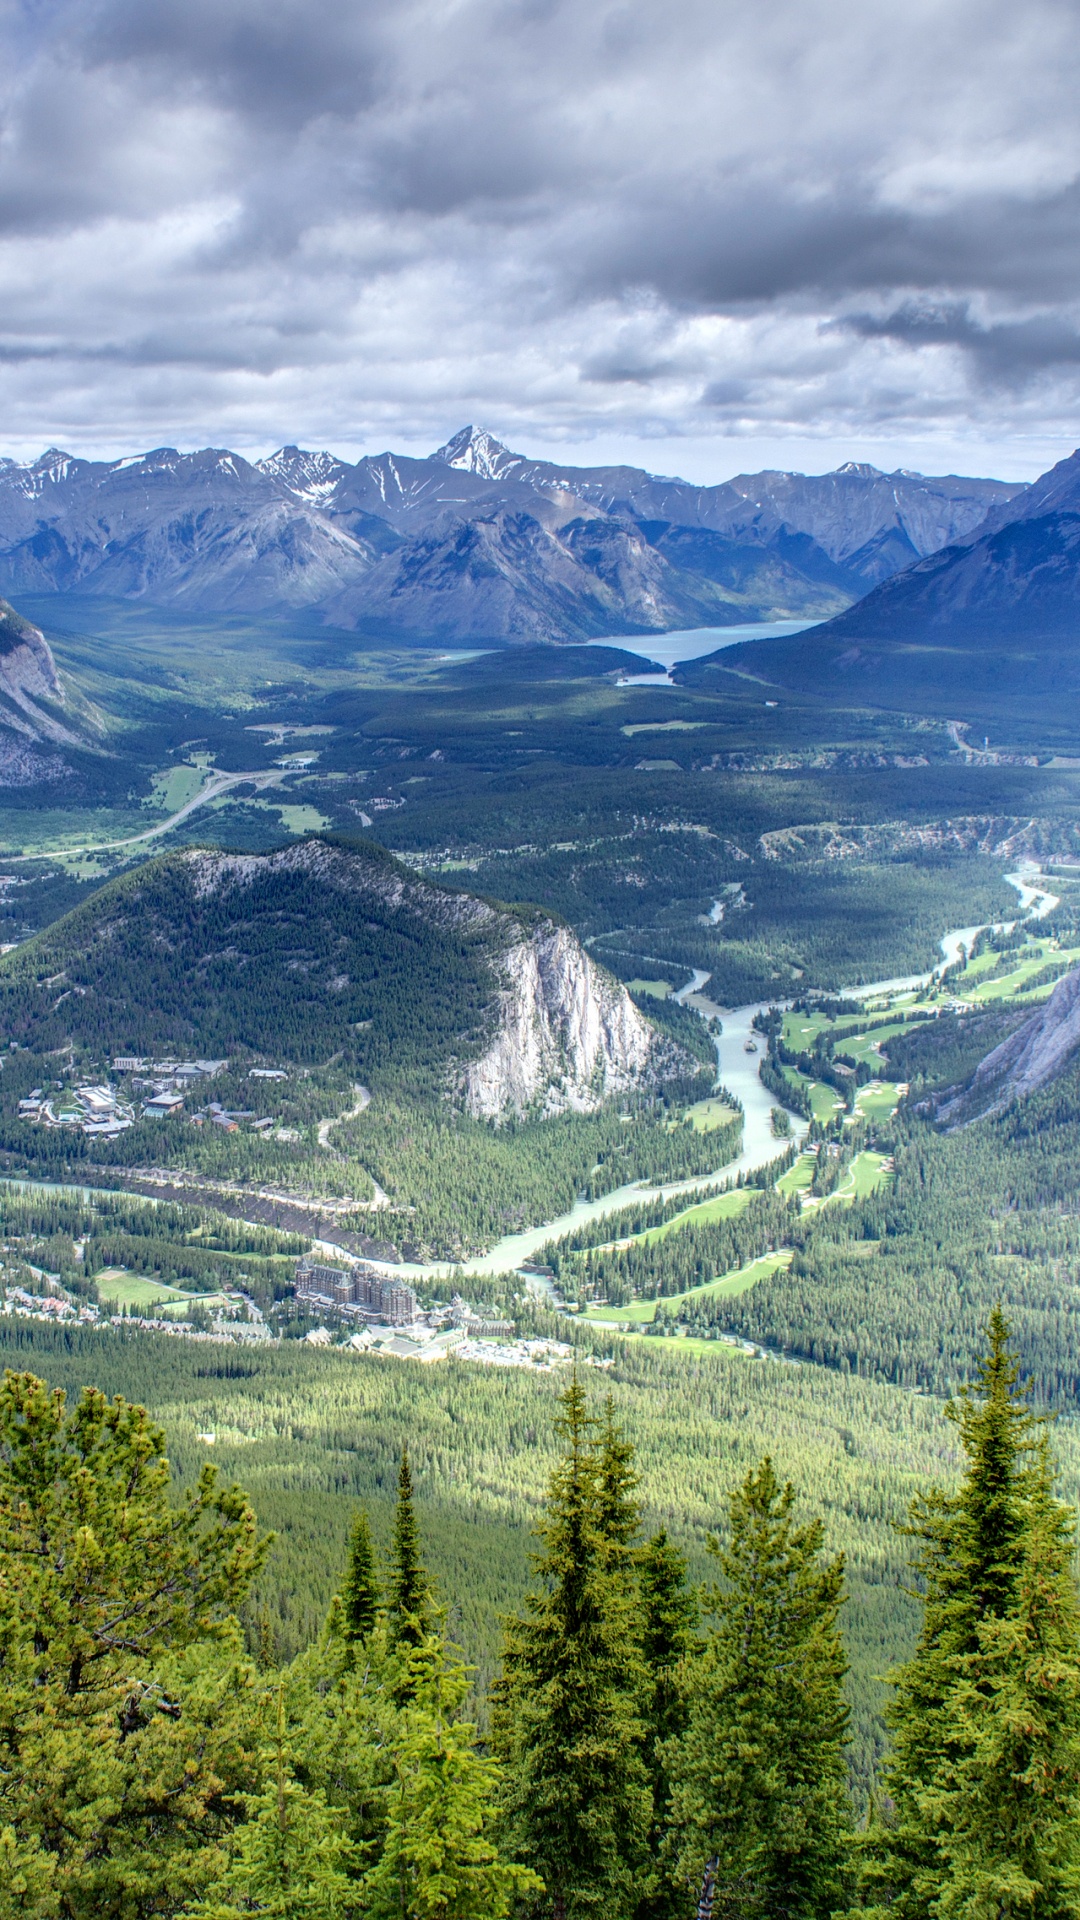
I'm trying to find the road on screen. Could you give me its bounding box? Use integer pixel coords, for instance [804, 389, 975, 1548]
[10, 767, 288, 863]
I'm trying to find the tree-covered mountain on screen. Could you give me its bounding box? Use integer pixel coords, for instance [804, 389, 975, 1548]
[0, 433, 1018, 641]
[0, 835, 686, 1115]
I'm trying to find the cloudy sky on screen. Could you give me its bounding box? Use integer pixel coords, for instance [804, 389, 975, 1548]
[3, 0, 1080, 480]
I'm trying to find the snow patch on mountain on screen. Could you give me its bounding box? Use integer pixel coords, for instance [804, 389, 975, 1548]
[431, 426, 525, 481]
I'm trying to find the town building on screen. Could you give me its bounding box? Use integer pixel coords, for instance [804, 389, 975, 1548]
[143, 1091, 184, 1117]
[295, 1255, 419, 1326]
[449, 1293, 515, 1339]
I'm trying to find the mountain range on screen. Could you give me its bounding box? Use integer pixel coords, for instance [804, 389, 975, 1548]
[0, 429, 1020, 644]
[706, 448, 1080, 722]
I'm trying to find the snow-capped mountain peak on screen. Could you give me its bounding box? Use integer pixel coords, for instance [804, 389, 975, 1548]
[256, 445, 348, 504]
[430, 426, 523, 480]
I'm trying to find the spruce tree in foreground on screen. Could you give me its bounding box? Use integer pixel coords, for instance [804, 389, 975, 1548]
[634, 1529, 697, 1920]
[389, 1447, 432, 1653]
[496, 1376, 651, 1920]
[341, 1507, 380, 1646]
[859, 1309, 1080, 1920]
[665, 1457, 852, 1920]
[185, 1689, 359, 1920]
[364, 1636, 543, 1920]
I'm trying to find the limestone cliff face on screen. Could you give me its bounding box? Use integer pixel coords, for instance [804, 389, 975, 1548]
[459, 922, 661, 1120]
[0, 600, 76, 739]
[934, 966, 1080, 1127]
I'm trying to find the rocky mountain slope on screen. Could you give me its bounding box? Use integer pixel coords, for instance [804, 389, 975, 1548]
[0, 598, 97, 784]
[0, 837, 687, 1118]
[686, 444, 1080, 720]
[933, 966, 1080, 1126]
[0, 432, 1017, 642]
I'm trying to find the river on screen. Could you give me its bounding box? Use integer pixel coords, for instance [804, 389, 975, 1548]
[7, 871, 1060, 1286]
[354, 866, 1060, 1283]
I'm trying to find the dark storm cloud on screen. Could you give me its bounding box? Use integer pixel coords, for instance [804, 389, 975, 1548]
[79, 0, 388, 126]
[839, 302, 1080, 382]
[3, 0, 1080, 456]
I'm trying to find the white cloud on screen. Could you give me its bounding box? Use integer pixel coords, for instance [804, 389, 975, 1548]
[1, 0, 1080, 475]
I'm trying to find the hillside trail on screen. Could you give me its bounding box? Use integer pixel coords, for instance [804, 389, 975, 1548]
[315, 1084, 390, 1207]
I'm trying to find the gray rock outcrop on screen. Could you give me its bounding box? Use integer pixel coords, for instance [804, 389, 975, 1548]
[459, 923, 658, 1120]
[934, 966, 1080, 1126]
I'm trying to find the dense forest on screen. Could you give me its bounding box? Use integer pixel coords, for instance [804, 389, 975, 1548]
[3, 1316, 1078, 1918]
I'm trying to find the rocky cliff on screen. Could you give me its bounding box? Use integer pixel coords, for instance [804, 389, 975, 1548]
[934, 967, 1080, 1126]
[0, 598, 87, 783]
[1, 836, 688, 1117]
[459, 922, 660, 1119]
[195, 841, 675, 1117]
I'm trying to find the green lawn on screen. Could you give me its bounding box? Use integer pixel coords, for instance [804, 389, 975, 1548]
[94, 1269, 223, 1317]
[627, 978, 672, 1000]
[853, 1081, 900, 1119]
[966, 942, 1080, 1003]
[824, 1150, 892, 1207]
[640, 1184, 755, 1245]
[147, 765, 206, 813]
[809, 1079, 845, 1122]
[776, 1151, 816, 1196]
[583, 1248, 794, 1328]
[682, 1096, 739, 1134]
[248, 800, 331, 834]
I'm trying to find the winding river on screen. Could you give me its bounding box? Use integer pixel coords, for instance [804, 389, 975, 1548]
[6, 871, 1060, 1286]
[355, 867, 1060, 1284]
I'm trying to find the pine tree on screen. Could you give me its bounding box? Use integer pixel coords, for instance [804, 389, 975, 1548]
[0, 1370, 269, 1920]
[389, 1447, 432, 1654]
[364, 1636, 543, 1920]
[933, 1435, 1080, 1919]
[665, 1457, 852, 1920]
[635, 1530, 697, 1920]
[496, 1375, 651, 1920]
[184, 1688, 359, 1920]
[861, 1312, 1080, 1920]
[342, 1507, 380, 1646]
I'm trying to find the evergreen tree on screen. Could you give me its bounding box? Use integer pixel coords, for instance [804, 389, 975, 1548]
[594, 1394, 641, 1570]
[496, 1375, 651, 1920]
[364, 1636, 543, 1920]
[184, 1688, 359, 1920]
[342, 1507, 380, 1646]
[860, 1311, 1080, 1920]
[665, 1457, 852, 1920]
[0, 1369, 269, 1920]
[389, 1448, 432, 1654]
[635, 1530, 697, 1920]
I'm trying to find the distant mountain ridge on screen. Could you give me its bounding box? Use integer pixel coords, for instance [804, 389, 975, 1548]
[0, 430, 1019, 644]
[682, 444, 1080, 721]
